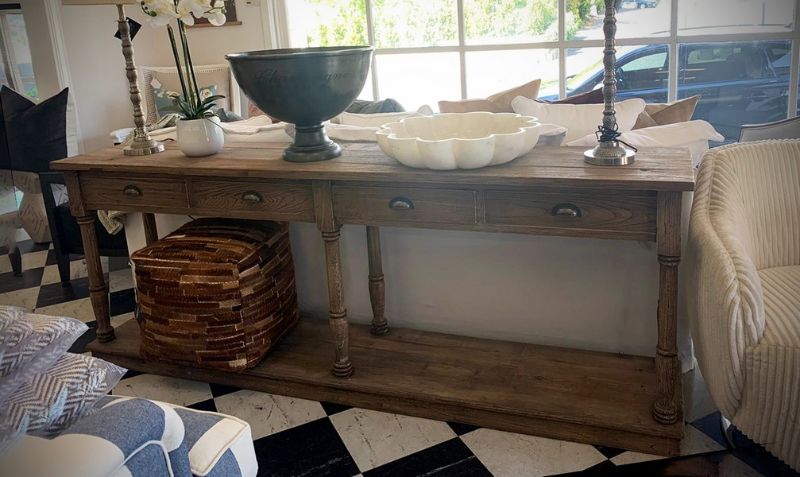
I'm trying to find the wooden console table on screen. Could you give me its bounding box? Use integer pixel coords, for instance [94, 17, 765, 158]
[52, 142, 694, 455]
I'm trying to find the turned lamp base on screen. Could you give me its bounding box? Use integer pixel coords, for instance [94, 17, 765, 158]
[124, 140, 165, 156]
[584, 141, 635, 166]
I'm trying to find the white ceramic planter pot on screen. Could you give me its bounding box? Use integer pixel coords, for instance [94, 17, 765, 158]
[177, 117, 224, 157]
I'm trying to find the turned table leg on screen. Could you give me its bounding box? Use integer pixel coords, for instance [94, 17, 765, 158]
[77, 213, 113, 342]
[322, 227, 353, 377]
[142, 213, 158, 245]
[653, 191, 681, 424]
[366, 226, 389, 335]
[314, 180, 353, 378]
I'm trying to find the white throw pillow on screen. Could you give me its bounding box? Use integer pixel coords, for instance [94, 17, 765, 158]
[511, 96, 646, 143]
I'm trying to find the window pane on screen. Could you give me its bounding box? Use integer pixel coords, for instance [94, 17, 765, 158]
[463, 0, 558, 45]
[679, 41, 791, 142]
[678, 0, 795, 35]
[0, 13, 37, 98]
[465, 49, 558, 99]
[372, 0, 457, 48]
[285, 0, 368, 47]
[564, 45, 668, 102]
[574, 0, 671, 40]
[376, 53, 460, 109]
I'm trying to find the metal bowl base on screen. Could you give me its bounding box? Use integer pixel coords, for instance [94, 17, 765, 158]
[283, 124, 343, 162]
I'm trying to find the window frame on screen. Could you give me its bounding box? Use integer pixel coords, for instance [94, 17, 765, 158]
[266, 0, 800, 118]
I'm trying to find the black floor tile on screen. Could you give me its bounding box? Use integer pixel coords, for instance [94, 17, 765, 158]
[36, 276, 91, 308]
[0, 267, 43, 294]
[594, 446, 626, 460]
[15, 240, 50, 254]
[110, 288, 136, 317]
[733, 443, 800, 476]
[320, 401, 352, 416]
[446, 422, 479, 436]
[188, 399, 218, 413]
[364, 438, 491, 477]
[69, 324, 97, 354]
[556, 460, 617, 475]
[107, 256, 130, 272]
[210, 383, 242, 398]
[253, 417, 359, 477]
[121, 370, 144, 381]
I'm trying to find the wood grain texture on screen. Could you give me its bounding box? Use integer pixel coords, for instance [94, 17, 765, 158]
[189, 179, 315, 222]
[51, 143, 695, 192]
[76, 213, 113, 342]
[89, 318, 683, 456]
[366, 226, 389, 335]
[484, 189, 657, 241]
[653, 191, 682, 425]
[80, 174, 188, 212]
[333, 185, 477, 227]
[314, 181, 352, 378]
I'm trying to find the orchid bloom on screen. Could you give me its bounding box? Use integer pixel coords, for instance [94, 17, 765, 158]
[140, 0, 226, 27]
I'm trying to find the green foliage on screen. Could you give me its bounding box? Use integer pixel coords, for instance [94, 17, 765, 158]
[304, 0, 368, 46]
[167, 94, 225, 120]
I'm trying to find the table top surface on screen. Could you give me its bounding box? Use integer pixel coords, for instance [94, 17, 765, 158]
[52, 142, 695, 191]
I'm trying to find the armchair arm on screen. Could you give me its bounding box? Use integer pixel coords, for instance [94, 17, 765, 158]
[687, 151, 765, 417]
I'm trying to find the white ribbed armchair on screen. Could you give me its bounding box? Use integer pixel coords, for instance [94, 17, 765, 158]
[687, 139, 800, 471]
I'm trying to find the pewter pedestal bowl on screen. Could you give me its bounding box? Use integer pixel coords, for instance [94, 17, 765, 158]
[226, 46, 373, 162]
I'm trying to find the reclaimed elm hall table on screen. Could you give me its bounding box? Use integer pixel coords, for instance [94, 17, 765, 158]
[52, 142, 694, 455]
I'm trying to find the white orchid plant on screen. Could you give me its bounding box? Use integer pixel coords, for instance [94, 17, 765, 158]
[140, 0, 226, 120]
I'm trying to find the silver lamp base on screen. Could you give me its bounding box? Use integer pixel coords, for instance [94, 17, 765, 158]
[584, 141, 635, 166]
[123, 131, 165, 156]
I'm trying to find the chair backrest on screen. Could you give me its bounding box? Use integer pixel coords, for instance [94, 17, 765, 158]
[739, 116, 800, 142]
[140, 64, 241, 124]
[703, 140, 800, 269]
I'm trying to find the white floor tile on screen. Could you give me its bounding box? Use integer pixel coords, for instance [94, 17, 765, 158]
[214, 390, 327, 440]
[40, 261, 88, 286]
[0, 254, 11, 274]
[610, 451, 665, 466]
[109, 268, 135, 293]
[113, 373, 213, 406]
[35, 297, 95, 323]
[719, 455, 763, 477]
[113, 312, 135, 326]
[21, 250, 48, 271]
[330, 408, 456, 472]
[461, 428, 607, 477]
[0, 287, 39, 310]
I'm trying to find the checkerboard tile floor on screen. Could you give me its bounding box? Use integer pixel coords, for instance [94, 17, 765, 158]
[2, 240, 798, 476]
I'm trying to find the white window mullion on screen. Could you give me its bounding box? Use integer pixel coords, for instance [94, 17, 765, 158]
[457, 0, 467, 99]
[558, 0, 566, 99]
[668, 0, 679, 102]
[364, 0, 379, 101]
[788, 5, 800, 118]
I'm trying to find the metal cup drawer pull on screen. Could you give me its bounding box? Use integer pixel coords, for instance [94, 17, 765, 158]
[241, 191, 263, 204]
[122, 185, 142, 197]
[388, 196, 414, 211]
[551, 203, 582, 218]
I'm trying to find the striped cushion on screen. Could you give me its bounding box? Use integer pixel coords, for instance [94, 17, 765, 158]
[759, 266, 800, 347]
[0, 311, 87, 403]
[2, 353, 126, 437]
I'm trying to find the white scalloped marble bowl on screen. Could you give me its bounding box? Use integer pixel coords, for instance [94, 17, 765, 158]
[376, 112, 541, 170]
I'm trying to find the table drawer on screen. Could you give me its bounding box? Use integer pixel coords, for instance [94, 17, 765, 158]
[334, 185, 477, 226]
[484, 189, 657, 240]
[189, 180, 315, 221]
[81, 175, 188, 212]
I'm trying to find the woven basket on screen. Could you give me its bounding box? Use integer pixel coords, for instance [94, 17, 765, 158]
[131, 219, 299, 371]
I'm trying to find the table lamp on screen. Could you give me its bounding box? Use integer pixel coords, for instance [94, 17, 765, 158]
[63, 0, 165, 156]
[584, 0, 635, 166]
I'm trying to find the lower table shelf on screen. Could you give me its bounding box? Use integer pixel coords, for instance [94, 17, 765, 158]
[88, 318, 684, 456]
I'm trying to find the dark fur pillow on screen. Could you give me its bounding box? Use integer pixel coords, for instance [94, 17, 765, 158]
[1, 86, 68, 173]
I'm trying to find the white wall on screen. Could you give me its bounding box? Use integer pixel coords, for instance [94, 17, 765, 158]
[57, 1, 265, 152]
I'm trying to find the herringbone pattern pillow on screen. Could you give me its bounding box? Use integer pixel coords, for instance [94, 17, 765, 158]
[2, 353, 126, 437]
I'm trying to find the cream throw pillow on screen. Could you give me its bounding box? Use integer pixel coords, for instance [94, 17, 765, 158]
[511, 96, 646, 143]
